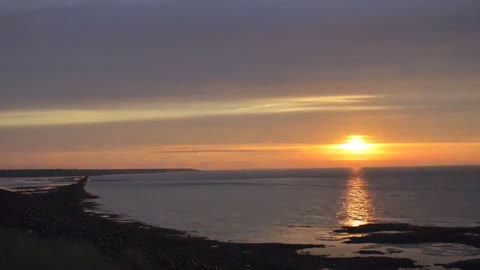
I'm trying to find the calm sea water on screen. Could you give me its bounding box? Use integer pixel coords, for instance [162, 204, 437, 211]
[85, 166, 480, 244]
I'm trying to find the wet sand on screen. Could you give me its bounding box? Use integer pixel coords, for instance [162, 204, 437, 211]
[0, 178, 420, 270]
[335, 223, 480, 269]
[336, 223, 480, 249]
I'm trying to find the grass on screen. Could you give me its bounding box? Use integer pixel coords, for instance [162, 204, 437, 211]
[0, 227, 149, 270]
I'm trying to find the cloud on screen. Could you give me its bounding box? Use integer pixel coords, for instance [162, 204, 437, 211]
[147, 144, 310, 155]
[1, 0, 480, 168]
[0, 95, 391, 127]
[3, 91, 480, 128]
[1, 0, 479, 110]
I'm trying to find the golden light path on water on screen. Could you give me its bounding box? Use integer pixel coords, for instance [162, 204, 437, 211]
[337, 169, 376, 227]
[268, 168, 377, 244]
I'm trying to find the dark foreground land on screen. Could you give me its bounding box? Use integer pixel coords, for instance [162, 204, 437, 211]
[0, 178, 425, 270]
[0, 169, 197, 178]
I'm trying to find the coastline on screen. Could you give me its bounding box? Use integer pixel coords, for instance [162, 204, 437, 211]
[0, 178, 424, 270]
[0, 169, 198, 178]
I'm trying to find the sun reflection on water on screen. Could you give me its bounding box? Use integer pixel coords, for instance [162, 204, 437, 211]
[337, 168, 376, 227]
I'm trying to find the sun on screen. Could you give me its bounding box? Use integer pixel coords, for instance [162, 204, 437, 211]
[340, 135, 372, 153]
[322, 135, 381, 161]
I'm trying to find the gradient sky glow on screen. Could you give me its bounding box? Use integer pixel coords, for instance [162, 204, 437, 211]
[1, 1, 480, 169]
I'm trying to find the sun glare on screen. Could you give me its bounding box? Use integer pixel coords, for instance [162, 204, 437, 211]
[340, 135, 372, 153]
[324, 135, 380, 161]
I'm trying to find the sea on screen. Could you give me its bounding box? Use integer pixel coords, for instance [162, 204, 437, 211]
[2, 166, 480, 268]
[83, 167, 480, 244]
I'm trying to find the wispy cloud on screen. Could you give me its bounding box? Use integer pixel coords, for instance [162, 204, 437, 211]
[0, 95, 390, 127]
[148, 144, 307, 154]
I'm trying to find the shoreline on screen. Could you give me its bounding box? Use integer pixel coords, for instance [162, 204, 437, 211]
[0, 178, 418, 270]
[1, 178, 479, 269]
[0, 169, 198, 178]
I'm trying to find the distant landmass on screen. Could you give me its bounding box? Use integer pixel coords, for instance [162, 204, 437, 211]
[0, 169, 198, 178]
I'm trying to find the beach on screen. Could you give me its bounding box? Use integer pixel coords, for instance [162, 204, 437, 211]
[0, 177, 420, 270]
[1, 175, 479, 270]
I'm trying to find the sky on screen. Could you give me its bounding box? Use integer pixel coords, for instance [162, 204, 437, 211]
[1, 0, 480, 169]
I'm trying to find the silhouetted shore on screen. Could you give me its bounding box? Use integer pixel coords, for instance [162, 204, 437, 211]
[0, 169, 198, 178]
[0, 178, 429, 270]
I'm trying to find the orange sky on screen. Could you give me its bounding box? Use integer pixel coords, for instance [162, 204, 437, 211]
[1, 1, 480, 169]
[3, 141, 480, 170]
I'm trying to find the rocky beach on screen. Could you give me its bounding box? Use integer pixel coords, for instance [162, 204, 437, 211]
[0, 177, 428, 270]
